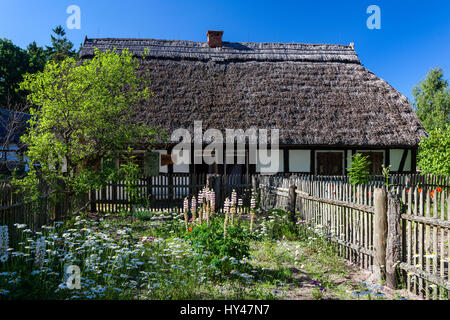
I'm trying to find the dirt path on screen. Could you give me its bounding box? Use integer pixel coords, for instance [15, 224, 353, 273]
[251, 240, 419, 300]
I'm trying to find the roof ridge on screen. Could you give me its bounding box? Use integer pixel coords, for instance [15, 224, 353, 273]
[81, 37, 359, 63]
[84, 37, 354, 49]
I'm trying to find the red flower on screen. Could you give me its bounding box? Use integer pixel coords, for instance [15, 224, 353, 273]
[418, 188, 422, 193]
[437, 187, 442, 193]
[406, 189, 409, 193]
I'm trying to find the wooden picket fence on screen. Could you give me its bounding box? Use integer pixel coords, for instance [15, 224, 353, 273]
[258, 175, 378, 270]
[0, 181, 54, 246]
[398, 186, 450, 300]
[0, 180, 88, 245]
[283, 173, 450, 191]
[90, 173, 253, 213]
[257, 175, 450, 300]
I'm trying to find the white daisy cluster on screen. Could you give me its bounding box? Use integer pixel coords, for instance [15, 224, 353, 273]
[0, 226, 9, 263]
[34, 236, 46, 268]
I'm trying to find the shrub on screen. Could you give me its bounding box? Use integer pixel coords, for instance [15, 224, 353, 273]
[417, 125, 450, 175]
[347, 153, 371, 185]
[132, 208, 153, 220]
[184, 218, 253, 273]
[257, 210, 298, 240]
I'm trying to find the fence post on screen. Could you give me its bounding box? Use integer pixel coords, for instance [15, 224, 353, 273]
[386, 191, 402, 289]
[191, 173, 198, 199]
[214, 175, 221, 209]
[374, 187, 387, 282]
[288, 183, 297, 224]
[251, 175, 259, 195]
[90, 190, 96, 212]
[251, 174, 260, 206]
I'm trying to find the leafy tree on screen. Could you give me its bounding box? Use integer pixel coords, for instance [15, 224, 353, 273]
[45, 25, 77, 63]
[417, 124, 450, 175]
[14, 48, 158, 205]
[27, 41, 47, 74]
[0, 39, 31, 108]
[413, 67, 450, 132]
[347, 153, 371, 185]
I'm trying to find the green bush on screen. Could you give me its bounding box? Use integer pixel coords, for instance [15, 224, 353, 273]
[184, 218, 253, 273]
[257, 210, 298, 240]
[417, 125, 450, 175]
[132, 208, 153, 220]
[347, 153, 371, 185]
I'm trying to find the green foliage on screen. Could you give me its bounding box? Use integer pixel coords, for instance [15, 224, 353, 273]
[381, 164, 391, 186]
[184, 218, 252, 272]
[26, 41, 47, 74]
[413, 67, 450, 133]
[132, 209, 154, 220]
[0, 26, 81, 109]
[13, 48, 158, 202]
[117, 150, 147, 205]
[45, 25, 77, 63]
[347, 153, 371, 185]
[0, 38, 32, 107]
[417, 124, 450, 175]
[257, 210, 298, 240]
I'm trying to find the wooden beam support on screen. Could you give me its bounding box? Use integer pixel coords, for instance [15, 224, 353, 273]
[310, 149, 315, 174]
[384, 148, 390, 168]
[411, 148, 417, 173]
[284, 148, 289, 173]
[398, 149, 408, 173]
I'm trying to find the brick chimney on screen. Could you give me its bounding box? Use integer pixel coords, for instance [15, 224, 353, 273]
[206, 30, 224, 48]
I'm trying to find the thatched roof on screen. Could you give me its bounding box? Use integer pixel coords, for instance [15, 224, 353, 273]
[80, 37, 426, 147]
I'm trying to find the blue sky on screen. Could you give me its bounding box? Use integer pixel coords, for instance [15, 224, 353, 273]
[1, 0, 449, 101]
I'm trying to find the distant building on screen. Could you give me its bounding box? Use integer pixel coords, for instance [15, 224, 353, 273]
[0, 108, 30, 173]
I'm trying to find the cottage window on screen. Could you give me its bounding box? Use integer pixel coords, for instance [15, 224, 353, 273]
[359, 152, 384, 175]
[316, 152, 343, 175]
[289, 150, 310, 172]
